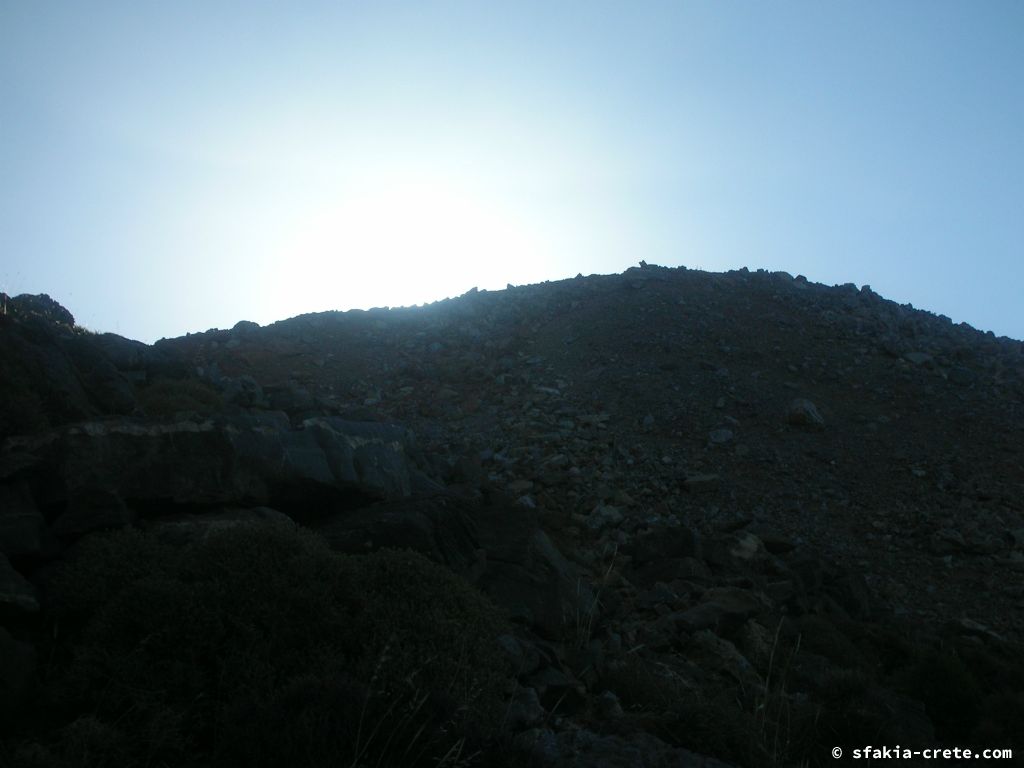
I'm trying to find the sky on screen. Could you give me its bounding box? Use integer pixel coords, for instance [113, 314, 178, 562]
[2, 1, 1022, 342]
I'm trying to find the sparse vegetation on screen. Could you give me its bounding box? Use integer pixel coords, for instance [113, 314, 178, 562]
[10, 525, 513, 768]
[136, 376, 223, 418]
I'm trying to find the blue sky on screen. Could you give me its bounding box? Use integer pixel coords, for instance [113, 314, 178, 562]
[2, 1, 1022, 342]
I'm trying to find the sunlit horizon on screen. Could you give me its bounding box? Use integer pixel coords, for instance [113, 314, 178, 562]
[2, 2, 1022, 343]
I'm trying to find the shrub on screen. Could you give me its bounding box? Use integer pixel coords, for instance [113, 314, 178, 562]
[136, 376, 222, 418]
[601, 655, 769, 767]
[0, 373, 50, 436]
[895, 650, 983, 741]
[48, 527, 178, 625]
[18, 524, 513, 768]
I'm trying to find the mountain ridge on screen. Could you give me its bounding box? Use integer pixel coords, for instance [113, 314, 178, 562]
[2, 264, 1022, 766]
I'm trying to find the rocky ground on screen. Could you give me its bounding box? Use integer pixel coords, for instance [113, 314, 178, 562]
[1, 266, 1023, 767]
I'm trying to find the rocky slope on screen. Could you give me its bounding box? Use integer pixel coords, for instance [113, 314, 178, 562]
[1, 266, 1022, 767]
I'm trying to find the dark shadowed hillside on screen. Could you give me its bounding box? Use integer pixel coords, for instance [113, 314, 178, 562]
[2, 266, 1022, 767]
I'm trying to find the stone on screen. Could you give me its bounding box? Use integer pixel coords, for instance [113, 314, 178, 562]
[524, 665, 586, 713]
[708, 428, 734, 444]
[221, 375, 266, 407]
[1, 414, 428, 529]
[626, 524, 702, 565]
[595, 690, 624, 719]
[265, 381, 317, 414]
[8, 293, 75, 327]
[475, 501, 596, 641]
[669, 587, 768, 637]
[930, 528, 967, 555]
[505, 685, 546, 731]
[703, 532, 768, 571]
[93, 332, 186, 381]
[787, 398, 825, 428]
[687, 629, 758, 685]
[65, 335, 138, 415]
[586, 504, 624, 532]
[745, 523, 796, 554]
[0, 316, 97, 430]
[683, 473, 719, 492]
[825, 573, 873, 619]
[497, 633, 543, 677]
[507, 479, 535, 495]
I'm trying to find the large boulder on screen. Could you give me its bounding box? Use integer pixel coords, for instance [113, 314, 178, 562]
[92, 332, 186, 381]
[475, 499, 597, 641]
[317, 491, 595, 641]
[63, 335, 138, 415]
[0, 413, 433, 533]
[7, 294, 75, 328]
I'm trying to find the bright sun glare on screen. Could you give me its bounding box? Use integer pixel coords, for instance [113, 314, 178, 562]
[279, 172, 549, 313]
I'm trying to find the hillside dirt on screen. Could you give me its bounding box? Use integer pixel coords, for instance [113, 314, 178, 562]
[3, 265, 1023, 767]
[166, 265, 1024, 643]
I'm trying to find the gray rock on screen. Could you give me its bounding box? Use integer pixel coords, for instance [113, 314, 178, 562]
[497, 633, 543, 677]
[524, 665, 587, 713]
[65, 336, 138, 415]
[505, 685, 546, 731]
[669, 587, 768, 636]
[476, 502, 596, 641]
[596, 690, 625, 719]
[787, 398, 825, 428]
[683, 473, 719, 493]
[8, 293, 75, 327]
[221, 375, 266, 407]
[266, 381, 317, 414]
[708, 428, 734, 444]
[744, 523, 796, 554]
[1, 414, 424, 531]
[0, 553, 38, 613]
[686, 629, 758, 685]
[627, 525, 702, 565]
[587, 503, 624, 532]
[93, 332, 175, 375]
[930, 528, 967, 555]
[0, 318, 97, 429]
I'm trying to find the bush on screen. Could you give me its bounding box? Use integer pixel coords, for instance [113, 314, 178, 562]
[16, 524, 513, 768]
[601, 655, 769, 767]
[136, 376, 222, 418]
[0, 372, 50, 436]
[896, 650, 983, 741]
